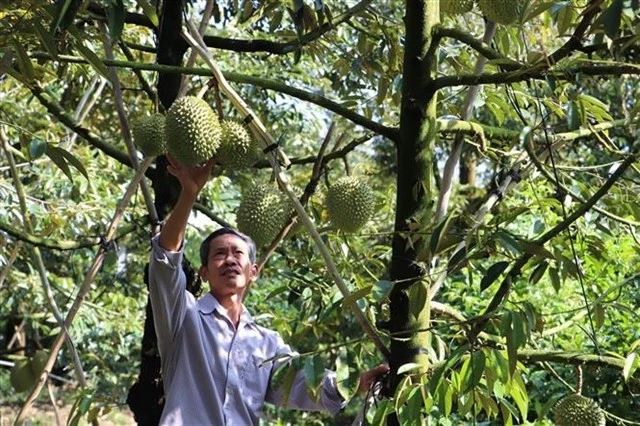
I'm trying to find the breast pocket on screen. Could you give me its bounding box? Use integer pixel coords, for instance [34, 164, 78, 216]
[242, 354, 272, 400]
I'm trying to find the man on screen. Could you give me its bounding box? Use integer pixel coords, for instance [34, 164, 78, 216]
[149, 157, 388, 425]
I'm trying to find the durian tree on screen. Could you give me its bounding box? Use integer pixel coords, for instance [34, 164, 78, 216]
[1, 0, 640, 425]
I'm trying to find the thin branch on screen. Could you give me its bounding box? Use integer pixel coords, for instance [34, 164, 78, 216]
[435, 21, 496, 222]
[0, 242, 20, 289]
[25, 83, 133, 168]
[545, 0, 605, 66]
[517, 349, 629, 372]
[434, 26, 512, 68]
[27, 53, 400, 141]
[0, 220, 135, 250]
[100, 22, 159, 230]
[433, 62, 640, 90]
[525, 141, 640, 227]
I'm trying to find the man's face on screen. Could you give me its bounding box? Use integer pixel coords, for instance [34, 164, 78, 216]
[199, 233, 258, 299]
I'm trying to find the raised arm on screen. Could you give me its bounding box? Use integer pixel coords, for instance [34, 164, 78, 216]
[159, 156, 216, 251]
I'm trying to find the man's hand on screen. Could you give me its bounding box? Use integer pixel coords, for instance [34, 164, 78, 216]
[357, 363, 390, 394]
[166, 155, 216, 198]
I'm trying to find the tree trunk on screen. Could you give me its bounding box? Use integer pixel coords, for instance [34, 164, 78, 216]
[126, 1, 194, 424]
[386, 0, 439, 424]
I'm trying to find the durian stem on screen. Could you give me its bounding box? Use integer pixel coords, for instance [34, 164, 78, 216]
[576, 365, 583, 395]
[183, 22, 390, 359]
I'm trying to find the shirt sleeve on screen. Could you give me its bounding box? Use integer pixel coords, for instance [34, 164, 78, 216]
[265, 334, 345, 415]
[148, 234, 188, 362]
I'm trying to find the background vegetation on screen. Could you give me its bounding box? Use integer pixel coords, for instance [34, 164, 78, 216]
[1, 0, 639, 424]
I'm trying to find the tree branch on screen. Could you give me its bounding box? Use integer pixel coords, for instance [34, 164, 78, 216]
[433, 62, 640, 90]
[26, 83, 134, 168]
[86, 0, 374, 55]
[0, 220, 135, 250]
[28, 53, 399, 140]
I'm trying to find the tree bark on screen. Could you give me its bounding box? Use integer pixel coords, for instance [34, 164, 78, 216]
[386, 0, 439, 424]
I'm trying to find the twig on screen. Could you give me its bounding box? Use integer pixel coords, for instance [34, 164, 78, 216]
[100, 22, 159, 231]
[435, 20, 496, 222]
[0, 242, 20, 289]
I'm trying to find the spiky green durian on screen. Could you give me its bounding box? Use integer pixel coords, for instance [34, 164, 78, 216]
[131, 113, 167, 156]
[440, 0, 475, 16]
[478, 0, 522, 24]
[10, 358, 36, 393]
[554, 394, 606, 426]
[236, 183, 291, 246]
[165, 96, 221, 166]
[326, 176, 375, 233]
[217, 120, 259, 170]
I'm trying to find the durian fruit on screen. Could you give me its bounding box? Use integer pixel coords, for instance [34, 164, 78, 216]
[10, 358, 37, 393]
[326, 176, 375, 233]
[217, 120, 259, 170]
[236, 183, 291, 247]
[440, 0, 475, 16]
[31, 349, 50, 377]
[165, 96, 221, 166]
[554, 394, 606, 426]
[478, 0, 522, 25]
[131, 113, 167, 156]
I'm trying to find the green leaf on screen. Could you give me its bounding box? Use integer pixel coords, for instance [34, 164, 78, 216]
[371, 280, 393, 302]
[555, 3, 575, 37]
[623, 352, 638, 382]
[303, 355, 324, 394]
[549, 267, 561, 292]
[135, 0, 159, 26]
[528, 261, 548, 285]
[33, 22, 60, 60]
[462, 350, 486, 393]
[408, 280, 428, 318]
[12, 39, 35, 81]
[50, 0, 82, 34]
[429, 213, 456, 256]
[496, 231, 521, 255]
[55, 146, 89, 181]
[594, 303, 605, 330]
[600, 0, 623, 38]
[74, 42, 111, 82]
[106, 0, 125, 42]
[45, 144, 73, 181]
[480, 261, 509, 292]
[29, 139, 47, 160]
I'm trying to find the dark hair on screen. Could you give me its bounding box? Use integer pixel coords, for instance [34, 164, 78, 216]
[199, 227, 257, 265]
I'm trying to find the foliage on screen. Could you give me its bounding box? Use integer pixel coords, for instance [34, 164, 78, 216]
[1, 0, 640, 425]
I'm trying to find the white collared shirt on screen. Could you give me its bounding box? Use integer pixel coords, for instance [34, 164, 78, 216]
[148, 235, 343, 425]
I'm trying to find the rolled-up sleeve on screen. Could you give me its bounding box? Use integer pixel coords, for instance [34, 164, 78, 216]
[148, 234, 188, 362]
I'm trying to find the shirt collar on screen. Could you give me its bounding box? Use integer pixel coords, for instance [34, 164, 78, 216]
[197, 293, 255, 326]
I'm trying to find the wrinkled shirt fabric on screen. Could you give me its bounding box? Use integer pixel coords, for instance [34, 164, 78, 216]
[148, 235, 343, 425]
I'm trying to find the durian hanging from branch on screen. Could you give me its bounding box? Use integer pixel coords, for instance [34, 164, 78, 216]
[165, 96, 222, 166]
[131, 113, 167, 157]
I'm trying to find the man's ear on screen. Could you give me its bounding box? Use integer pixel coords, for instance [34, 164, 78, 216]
[198, 265, 208, 279]
[249, 264, 259, 282]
